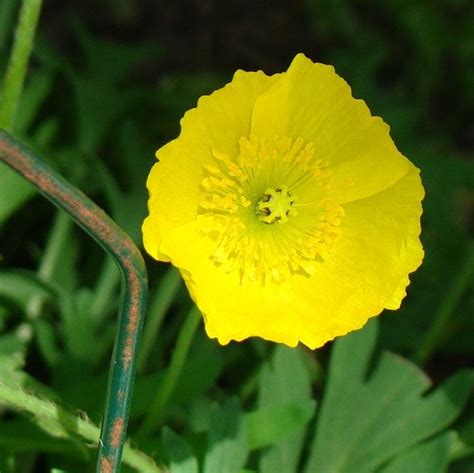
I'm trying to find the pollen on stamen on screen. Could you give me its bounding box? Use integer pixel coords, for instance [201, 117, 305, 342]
[196, 134, 344, 284]
[256, 186, 297, 224]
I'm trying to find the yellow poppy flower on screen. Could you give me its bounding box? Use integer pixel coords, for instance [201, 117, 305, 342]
[143, 53, 424, 349]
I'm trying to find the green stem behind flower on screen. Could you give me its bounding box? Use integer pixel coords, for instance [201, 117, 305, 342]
[137, 306, 201, 437]
[137, 267, 182, 374]
[0, 0, 19, 55]
[90, 257, 121, 319]
[26, 211, 73, 319]
[0, 382, 162, 472]
[414, 241, 474, 366]
[0, 0, 43, 130]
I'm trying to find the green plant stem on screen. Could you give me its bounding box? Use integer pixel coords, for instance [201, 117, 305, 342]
[239, 367, 262, 401]
[27, 210, 73, 319]
[137, 268, 182, 374]
[0, 383, 163, 472]
[414, 241, 474, 366]
[91, 257, 120, 319]
[0, 0, 18, 55]
[0, 0, 43, 131]
[137, 307, 201, 437]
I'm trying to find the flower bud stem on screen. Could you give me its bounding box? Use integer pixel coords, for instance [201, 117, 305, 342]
[0, 0, 43, 131]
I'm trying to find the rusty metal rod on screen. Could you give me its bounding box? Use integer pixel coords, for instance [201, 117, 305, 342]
[0, 129, 148, 472]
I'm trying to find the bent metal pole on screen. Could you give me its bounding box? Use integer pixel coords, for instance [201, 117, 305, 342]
[0, 129, 148, 473]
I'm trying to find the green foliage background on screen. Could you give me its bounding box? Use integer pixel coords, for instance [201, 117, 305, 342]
[0, 1, 473, 472]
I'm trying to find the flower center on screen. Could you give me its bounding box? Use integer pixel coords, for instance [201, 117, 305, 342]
[256, 186, 296, 224]
[197, 135, 344, 284]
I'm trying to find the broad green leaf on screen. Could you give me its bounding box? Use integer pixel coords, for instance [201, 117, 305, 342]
[162, 427, 198, 473]
[0, 270, 55, 313]
[203, 399, 248, 473]
[129, 342, 223, 422]
[0, 344, 59, 400]
[51, 288, 115, 387]
[380, 431, 454, 473]
[258, 345, 312, 473]
[0, 329, 28, 361]
[0, 331, 60, 403]
[56, 371, 108, 420]
[173, 339, 224, 405]
[186, 396, 216, 433]
[0, 353, 26, 387]
[0, 450, 15, 473]
[59, 288, 105, 363]
[304, 320, 474, 473]
[34, 319, 62, 366]
[0, 328, 30, 388]
[0, 419, 86, 458]
[71, 22, 159, 153]
[245, 400, 316, 450]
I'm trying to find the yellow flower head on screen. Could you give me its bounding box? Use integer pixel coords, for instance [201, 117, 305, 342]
[143, 53, 424, 349]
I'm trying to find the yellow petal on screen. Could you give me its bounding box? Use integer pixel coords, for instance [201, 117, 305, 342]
[142, 188, 170, 262]
[251, 53, 410, 204]
[160, 221, 302, 347]
[143, 70, 281, 261]
[291, 165, 424, 348]
[143, 53, 425, 349]
[159, 166, 423, 349]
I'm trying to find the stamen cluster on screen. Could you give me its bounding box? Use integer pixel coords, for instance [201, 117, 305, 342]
[197, 135, 344, 283]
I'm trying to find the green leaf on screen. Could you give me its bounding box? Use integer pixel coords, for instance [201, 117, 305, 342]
[0, 163, 36, 225]
[0, 382, 161, 472]
[59, 288, 106, 363]
[0, 328, 31, 389]
[0, 344, 27, 395]
[14, 68, 54, 134]
[173, 340, 224, 405]
[245, 400, 316, 451]
[203, 399, 248, 473]
[71, 21, 159, 153]
[34, 319, 62, 366]
[162, 427, 198, 473]
[458, 403, 474, 449]
[0, 419, 85, 458]
[0, 331, 62, 404]
[0, 450, 15, 473]
[0, 270, 55, 313]
[258, 345, 312, 473]
[380, 431, 454, 473]
[50, 287, 115, 387]
[304, 320, 474, 473]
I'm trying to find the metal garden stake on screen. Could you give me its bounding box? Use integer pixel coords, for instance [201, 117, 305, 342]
[0, 129, 148, 473]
